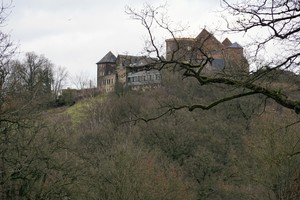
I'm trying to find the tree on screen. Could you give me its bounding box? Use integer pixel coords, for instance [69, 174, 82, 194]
[124, 5, 300, 197]
[0, 3, 77, 198]
[0, 0, 27, 134]
[0, 0, 16, 107]
[125, 1, 300, 118]
[17, 52, 53, 94]
[71, 72, 94, 90]
[52, 66, 68, 101]
[8, 52, 56, 108]
[58, 91, 197, 199]
[222, 0, 300, 71]
[0, 118, 79, 199]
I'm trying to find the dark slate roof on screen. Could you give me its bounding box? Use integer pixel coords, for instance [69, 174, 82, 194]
[96, 51, 117, 64]
[212, 58, 225, 69]
[228, 42, 243, 49]
[117, 55, 157, 67]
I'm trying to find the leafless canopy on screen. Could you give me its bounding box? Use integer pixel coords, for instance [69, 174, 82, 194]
[0, 0, 15, 93]
[223, 0, 300, 71]
[126, 1, 300, 119]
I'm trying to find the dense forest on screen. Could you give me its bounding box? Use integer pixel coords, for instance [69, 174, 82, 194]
[1, 68, 300, 199]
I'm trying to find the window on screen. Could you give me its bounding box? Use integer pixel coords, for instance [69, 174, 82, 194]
[149, 75, 154, 81]
[155, 74, 160, 80]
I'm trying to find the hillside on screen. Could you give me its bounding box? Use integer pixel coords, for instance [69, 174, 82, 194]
[1, 70, 300, 199]
[53, 72, 300, 199]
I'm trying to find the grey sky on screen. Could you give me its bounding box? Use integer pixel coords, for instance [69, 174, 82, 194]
[4, 0, 230, 86]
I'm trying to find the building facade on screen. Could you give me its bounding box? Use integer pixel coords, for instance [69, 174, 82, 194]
[165, 29, 249, 74]
[96, 52, 161, 93]
[96, 29, 248, 93]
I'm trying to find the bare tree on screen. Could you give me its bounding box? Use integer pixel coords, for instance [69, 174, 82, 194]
[125, 1, 300, 120]
[0, 2, 79, 199]
[7, 52, 54, 108]
[18, 52, 53, 93]
[222, 0, 300, 70]
[0, 0, 16, 104]
[71, 72, 93, 90]
[52, 66, 68, 100]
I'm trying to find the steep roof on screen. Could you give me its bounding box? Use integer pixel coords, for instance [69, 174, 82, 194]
[228, 42, 243, 49]
[196, 28, 212, 40]
[222, 38, 232, 47]
[196, 29, 221, 43]
[96, 51, 117, 64]
[195, 29, 224, 49]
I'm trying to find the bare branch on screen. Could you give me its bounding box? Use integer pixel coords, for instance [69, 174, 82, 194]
[125, 1, 300, 123]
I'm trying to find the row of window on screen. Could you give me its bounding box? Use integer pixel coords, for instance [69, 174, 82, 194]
[105, 87, 113, 92]
[127, 74, 160, 83]
[103, 79, 114, 85]
[101, 71, 112, 76]
[102, 74, 161, 85]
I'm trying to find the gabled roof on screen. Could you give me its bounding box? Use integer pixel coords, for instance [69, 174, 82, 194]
[228, 42, 243, 49]
[222, 38, 232, 47]
[196, 29, 221, 43]
[195, 29, 224, 49]
[196, 28, 212, 40]
[96, 51, 117, 64]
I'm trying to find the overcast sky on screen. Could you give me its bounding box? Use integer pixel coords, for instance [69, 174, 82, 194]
[4, 0, 238, 86]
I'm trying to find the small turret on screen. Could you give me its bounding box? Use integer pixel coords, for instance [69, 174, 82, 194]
[226, 42, 244, 59]
[225, 42, 249, 73]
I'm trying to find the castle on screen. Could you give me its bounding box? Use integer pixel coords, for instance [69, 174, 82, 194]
[165, 29, 249, 74]
[96, 53, 161, 93]
[96, 29, 248, 93]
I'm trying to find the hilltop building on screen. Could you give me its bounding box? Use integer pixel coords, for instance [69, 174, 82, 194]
[96, 29, 248, 93]
[165, 29, 249, 74]
[96, 52, 161, 93]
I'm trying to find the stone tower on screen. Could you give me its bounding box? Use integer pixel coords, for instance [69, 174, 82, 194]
[96, 51, 117, 90]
